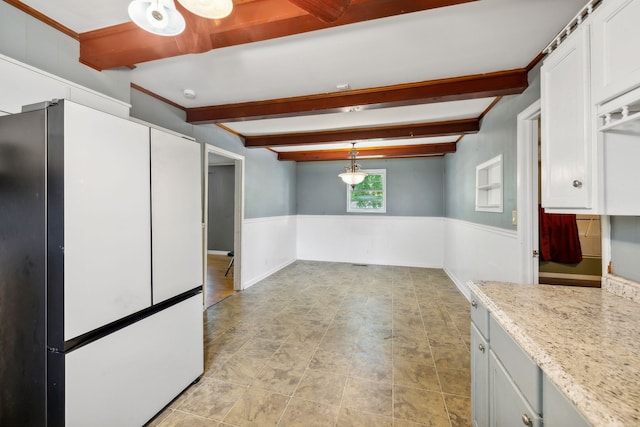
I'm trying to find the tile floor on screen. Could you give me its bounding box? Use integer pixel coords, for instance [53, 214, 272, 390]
[148, 261, 471, 427]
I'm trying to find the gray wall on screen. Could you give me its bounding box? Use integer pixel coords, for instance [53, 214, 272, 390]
[130, 89, 297, 220]
[245, 149, 297, 219]
[0, 2, 131, 104]
[444, 65, 542, 230]
[207, 165, 235, 251]
[296, 157, 444, 216]
[611, 216, 640, 282]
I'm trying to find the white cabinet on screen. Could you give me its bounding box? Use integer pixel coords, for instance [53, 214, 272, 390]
[591, 0, 640, 104]
[151, 129, 203, 304]
[541, 22, 599, 212]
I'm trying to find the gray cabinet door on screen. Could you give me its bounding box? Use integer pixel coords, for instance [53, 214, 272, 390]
[489, 351, 541, 427]
[471, 323, 489, 427]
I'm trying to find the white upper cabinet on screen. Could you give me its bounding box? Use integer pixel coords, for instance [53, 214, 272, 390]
[591, 0, 640, 104]
[150, 129, 203, 304]
[541, 22, 599, 212]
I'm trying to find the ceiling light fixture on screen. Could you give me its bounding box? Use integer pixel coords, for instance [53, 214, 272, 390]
[339, 143, 368, 188]
[177, 0, 234, 19]
[128, 0, 186, 36]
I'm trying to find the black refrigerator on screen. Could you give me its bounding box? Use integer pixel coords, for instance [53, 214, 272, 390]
[0, 100, 204, 427]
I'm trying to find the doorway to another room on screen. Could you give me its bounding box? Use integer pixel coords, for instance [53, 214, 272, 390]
[517, 100, 602, 287]
[203, 144, 244, 308]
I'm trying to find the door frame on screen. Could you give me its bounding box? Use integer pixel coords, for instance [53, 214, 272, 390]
[203, 144, 245, 292]
[516, 99, 541, 284]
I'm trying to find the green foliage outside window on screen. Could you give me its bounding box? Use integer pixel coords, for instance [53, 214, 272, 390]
[350, 174, 384, 209]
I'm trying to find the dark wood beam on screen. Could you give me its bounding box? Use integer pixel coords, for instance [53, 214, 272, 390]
[277, 142, 456, 161]
[186, 69, 527, 123]
[79, 0, 476, 71]
[244, 118, 479, 147]
[287, 0, 351, 22]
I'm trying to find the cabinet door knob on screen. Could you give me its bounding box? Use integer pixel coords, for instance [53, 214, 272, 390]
[478, 343, 485, 353]
[471, 301, 477, 308]
[572, 179, 583, 188]
[521, 413, 533, 426]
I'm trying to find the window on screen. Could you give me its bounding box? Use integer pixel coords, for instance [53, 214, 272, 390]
[347, 169, 386, 213]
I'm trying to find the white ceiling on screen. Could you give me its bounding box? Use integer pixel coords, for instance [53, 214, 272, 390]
[20, 0, 587, 155]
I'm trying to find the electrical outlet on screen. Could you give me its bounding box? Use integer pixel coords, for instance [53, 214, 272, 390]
[512, 210, 517, 225]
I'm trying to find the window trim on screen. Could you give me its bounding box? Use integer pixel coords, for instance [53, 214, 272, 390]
[346, 169, 387, 213]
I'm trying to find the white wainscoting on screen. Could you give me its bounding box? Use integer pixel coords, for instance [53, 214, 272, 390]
[443, 218, 520, 300]
[242, 215, 297, 288]
[297, 215, 444, 268]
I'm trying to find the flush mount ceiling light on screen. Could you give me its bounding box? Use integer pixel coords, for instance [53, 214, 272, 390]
[339, 143, 368, 188]
[177, 0, 234, 19]
[128, 0, 186, 36]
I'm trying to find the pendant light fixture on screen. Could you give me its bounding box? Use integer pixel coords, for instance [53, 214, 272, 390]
[177, 0, 234, 19]
[128, 0, 186, 36]
[339, 143, 368, 188]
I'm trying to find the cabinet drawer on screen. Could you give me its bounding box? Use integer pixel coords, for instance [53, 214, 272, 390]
[470, 291, 489, 339]
[489, 316, 541, 414]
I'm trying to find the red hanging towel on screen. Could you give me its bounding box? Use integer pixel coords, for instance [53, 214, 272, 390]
[539, 206, 583, 263]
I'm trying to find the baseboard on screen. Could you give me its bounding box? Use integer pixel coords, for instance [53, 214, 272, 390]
[242, 257, 297, 290]
[207, 250, 230, 255]
[443, 267, 471, 301]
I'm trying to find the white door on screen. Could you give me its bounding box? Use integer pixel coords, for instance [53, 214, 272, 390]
[151, 129, 203, 303]
[64, 101, 151, 340]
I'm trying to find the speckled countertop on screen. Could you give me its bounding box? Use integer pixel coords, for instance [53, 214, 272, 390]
[469, 281, 640, 427]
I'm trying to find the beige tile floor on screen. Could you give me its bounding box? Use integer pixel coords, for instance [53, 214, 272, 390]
[147, 261, 471, 427]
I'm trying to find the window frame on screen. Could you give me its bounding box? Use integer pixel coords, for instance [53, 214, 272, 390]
[346, 169, 387, 214]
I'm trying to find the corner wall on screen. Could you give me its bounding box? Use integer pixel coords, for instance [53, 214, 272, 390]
[443, 66, 543, 297]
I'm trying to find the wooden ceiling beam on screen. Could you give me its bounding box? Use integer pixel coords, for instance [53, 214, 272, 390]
[186, 69, 527, 123]
[78, 0, 476, 71]
[243, 118, 479, 147]
[277, 142, 456, 161]
[287, 0, 351, 22]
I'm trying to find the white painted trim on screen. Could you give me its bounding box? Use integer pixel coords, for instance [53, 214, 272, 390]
[517, 99, 541, 284]
[445, 217, 518, 240]
[243, 258, 297, 288]
[244, 215, 298, 224]
[203, 144, 245, 293]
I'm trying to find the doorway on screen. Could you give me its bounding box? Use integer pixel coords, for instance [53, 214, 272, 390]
[203, 144, 244, 307]
[517, 100, 602, 286]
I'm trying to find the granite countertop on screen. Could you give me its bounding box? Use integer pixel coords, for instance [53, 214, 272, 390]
[469, 281, 640, 427]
